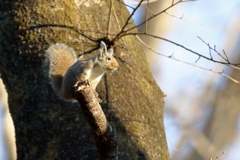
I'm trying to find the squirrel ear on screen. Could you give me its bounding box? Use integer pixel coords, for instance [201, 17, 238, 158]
[100, 41, 107, 51]
[99, 41, 107, 59]
[108, 48, 113, 55]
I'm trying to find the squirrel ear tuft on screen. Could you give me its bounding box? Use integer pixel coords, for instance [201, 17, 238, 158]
[108, 48, 113, 55]
[99, 41, 106, 59]
[100, 41, 107, 51]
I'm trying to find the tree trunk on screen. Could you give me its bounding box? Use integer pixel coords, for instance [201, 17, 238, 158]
[0, 0, 169, 159]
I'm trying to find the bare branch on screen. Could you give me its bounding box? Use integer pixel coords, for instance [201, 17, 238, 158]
[209, 151, 226, 160]
[116, 0, 135, 9]
[112, 5, 121, 31]
[181, 0, 198, 2]
[195, 56, 200, 63]
[123, 32, 240, 66]
[219, 69, 224, 73]
[112, 0, 186, 42]
[125, 0, 182, 32]
[125, 0, 197, 4]
[169, 53, 174, 58]
[143, 4, 155, 16]
[145, 0, 150, 34]
[107, 0, 114, 39]
[164, 12, 223, 29]
[144, 5, 221, 32]
[198, 36, 231, 63]
[199, 38, 240, 71]
[209, 44, 213, 59]
[135, 36, 240, 84]
[125, 0, 159, 4]
[222, 49, 229, 62]
[118, 0, 144, 35]
[229, 65, 240, 71]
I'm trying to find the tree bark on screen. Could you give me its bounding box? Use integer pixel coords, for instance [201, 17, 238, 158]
[75, 81, 118, 160]
[0, 0, 169, 159]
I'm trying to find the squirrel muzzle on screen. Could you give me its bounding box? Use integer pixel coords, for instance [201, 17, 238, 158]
[107, 62, 119, 72]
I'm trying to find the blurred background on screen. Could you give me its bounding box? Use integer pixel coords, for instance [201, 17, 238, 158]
[125, 0, 240, 159]
[1, 0, 240, 159]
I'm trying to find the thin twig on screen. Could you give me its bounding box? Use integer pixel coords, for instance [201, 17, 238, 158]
[181, 0, 198, 2]
[116, 0, 135, 9]
[144, 7, 222, 29]
[229, 65, 240, 71]
[113, 0, 185, 42]
[125, 0, 197, 4]
[118, 0, 144, 35]
[198, 37, 230, 62]
[209, 151, 226, 160]
[112, 4, 121, 31]
[126, 0, 183, 31]
[209, 44, 213, 59]
[107, 0, 114, 39]
[195, 56, 200, 63]
[222, 50, 229, 62]
[164, 12, 223, 29]
[142, 5, 154, 16]
[124, 32, 240, 66]
[135, 36, 240, 84]
[145, 0, 150, 33]
[125, 0, 159, 4]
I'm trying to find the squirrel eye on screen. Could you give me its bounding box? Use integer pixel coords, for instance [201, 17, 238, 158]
[107, 57, 111, 60]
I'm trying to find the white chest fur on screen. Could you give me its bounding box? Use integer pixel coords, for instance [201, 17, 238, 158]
[88, 67, 106, 89]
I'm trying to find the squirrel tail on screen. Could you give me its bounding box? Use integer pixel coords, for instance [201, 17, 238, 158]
[45, 43, 77, 96]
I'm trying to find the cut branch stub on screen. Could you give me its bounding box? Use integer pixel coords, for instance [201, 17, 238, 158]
[75, 81, 118, 160]
[75, 80, 107, 135]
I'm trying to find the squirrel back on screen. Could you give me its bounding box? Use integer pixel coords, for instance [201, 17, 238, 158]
[45, 41, 119, 100]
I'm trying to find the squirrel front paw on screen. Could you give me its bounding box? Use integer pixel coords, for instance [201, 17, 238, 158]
[75, 80, 91, 91]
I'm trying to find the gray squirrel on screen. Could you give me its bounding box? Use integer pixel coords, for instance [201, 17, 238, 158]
[45, 41, 119, 100]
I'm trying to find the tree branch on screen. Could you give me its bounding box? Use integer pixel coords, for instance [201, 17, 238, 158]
[112, 0, 188, 42]
[164, 11, 223, 29]
[126, 32, 240, 66]
[75, 81, 118, 160]
[113, 0, 145, 41]
[210, 151, 226, 160]
[135, 36, 240, 84]
[107, 0, 114, 39]
[198, 36, 230, 63]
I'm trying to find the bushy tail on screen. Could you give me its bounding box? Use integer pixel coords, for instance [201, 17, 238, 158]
[45, 43, 77, 96]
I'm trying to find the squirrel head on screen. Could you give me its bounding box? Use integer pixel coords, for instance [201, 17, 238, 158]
[98, 41, 119, 72]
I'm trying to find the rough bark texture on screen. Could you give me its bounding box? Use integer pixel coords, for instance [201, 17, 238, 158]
[0, 0, 169, 159]
[75, 81, 117, 160]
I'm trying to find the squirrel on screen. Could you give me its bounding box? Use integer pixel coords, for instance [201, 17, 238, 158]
[45, 41, 119, 100]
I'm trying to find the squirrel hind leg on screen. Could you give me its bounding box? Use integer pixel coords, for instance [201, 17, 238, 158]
[59, 86, 75, 100]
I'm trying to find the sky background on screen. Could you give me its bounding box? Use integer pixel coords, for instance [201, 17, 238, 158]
[125, 0, 240, 159]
